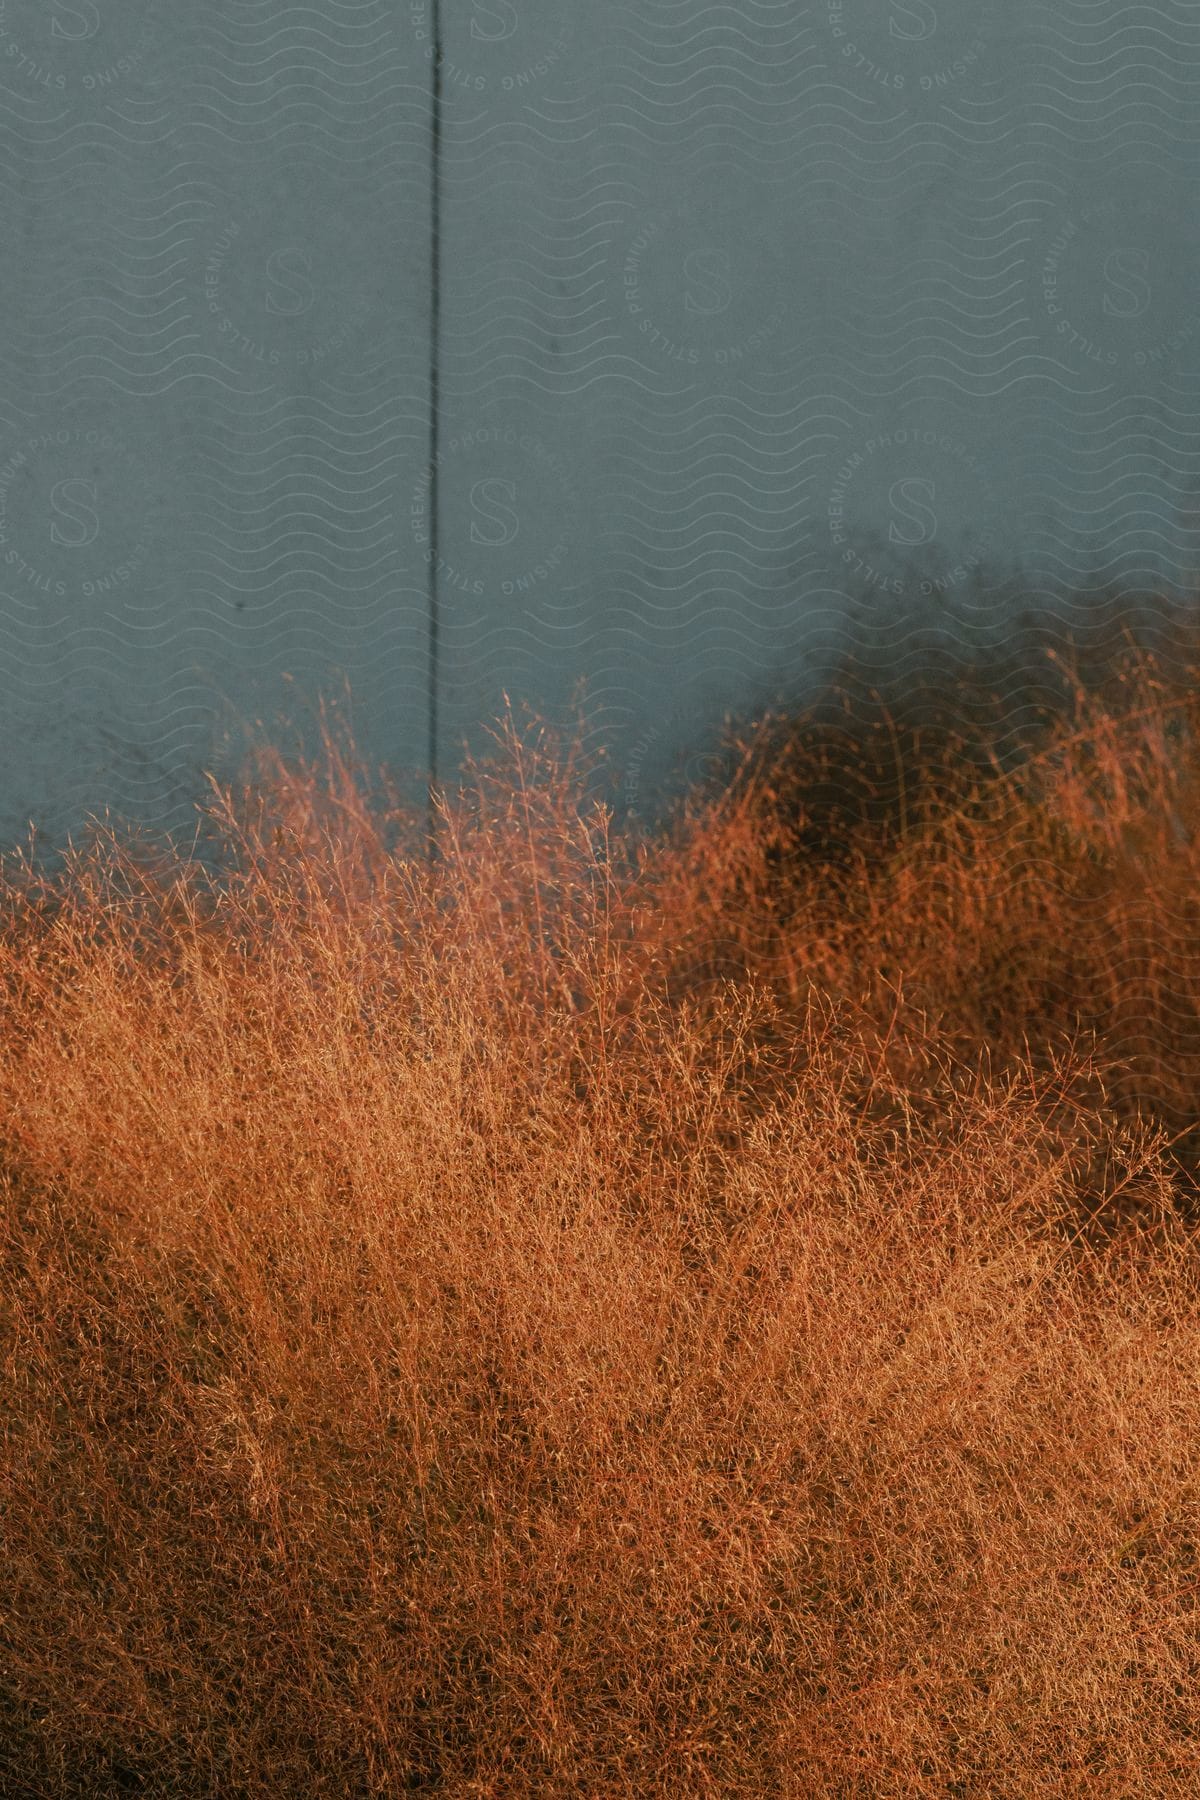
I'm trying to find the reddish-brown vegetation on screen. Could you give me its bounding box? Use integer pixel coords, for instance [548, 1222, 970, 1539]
[3, 651, 1200, 1795]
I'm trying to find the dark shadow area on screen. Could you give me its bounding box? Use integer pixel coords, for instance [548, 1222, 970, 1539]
[664, 551, 1200, 875]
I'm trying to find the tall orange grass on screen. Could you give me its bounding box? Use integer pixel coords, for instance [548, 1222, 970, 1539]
[3, 652, 1200, 1795]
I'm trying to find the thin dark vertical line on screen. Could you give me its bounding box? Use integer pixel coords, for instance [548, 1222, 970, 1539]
[426, 0, 443, 858]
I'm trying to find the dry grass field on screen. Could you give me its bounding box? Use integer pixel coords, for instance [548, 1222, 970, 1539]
[4, 642, 1200, 1795]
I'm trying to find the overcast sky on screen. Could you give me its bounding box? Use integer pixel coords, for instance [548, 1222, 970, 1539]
[0, 0, 1197, 846]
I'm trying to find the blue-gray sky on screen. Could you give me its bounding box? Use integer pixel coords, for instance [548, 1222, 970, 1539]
[0, 0, 1197, 846]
